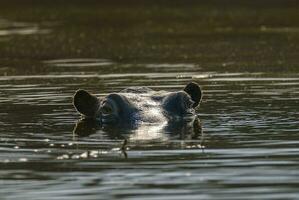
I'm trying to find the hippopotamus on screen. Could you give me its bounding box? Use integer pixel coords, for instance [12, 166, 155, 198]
[73, 82, 203, 139]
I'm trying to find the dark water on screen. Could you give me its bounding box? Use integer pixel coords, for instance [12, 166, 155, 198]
[1, 1, 299, 199]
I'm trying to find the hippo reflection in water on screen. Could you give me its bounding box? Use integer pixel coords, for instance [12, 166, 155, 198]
[73, 82, 203, 140]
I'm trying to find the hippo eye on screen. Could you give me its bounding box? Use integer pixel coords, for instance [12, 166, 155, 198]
[101, 102, 113, 115]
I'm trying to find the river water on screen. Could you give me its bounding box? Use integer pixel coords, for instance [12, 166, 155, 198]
[0, 1, 299, 199]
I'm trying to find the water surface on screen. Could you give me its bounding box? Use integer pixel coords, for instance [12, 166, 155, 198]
[0, 1, 299, 199]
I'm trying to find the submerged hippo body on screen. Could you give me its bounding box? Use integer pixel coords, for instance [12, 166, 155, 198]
[73, 82, 202, 128]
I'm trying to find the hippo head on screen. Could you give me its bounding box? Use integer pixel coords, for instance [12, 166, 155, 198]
[73, 91, 138, 124]
[73, 82, 202, 126]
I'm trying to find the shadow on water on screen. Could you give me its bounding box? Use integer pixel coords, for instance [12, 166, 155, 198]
[73, 116, 203, 140]
[72, 116, 204, 159]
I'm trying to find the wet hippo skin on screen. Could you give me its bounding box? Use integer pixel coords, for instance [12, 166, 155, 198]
[73, 82, 203, 138]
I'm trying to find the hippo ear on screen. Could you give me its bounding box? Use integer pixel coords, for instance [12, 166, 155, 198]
[184, 82, 202, 108]
[73, 89, 100, 117]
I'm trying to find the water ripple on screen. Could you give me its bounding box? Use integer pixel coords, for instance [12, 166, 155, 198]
[44, 58, 113, 67]
[0, 70, 299, 199]
[0, 18, 50, 36]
